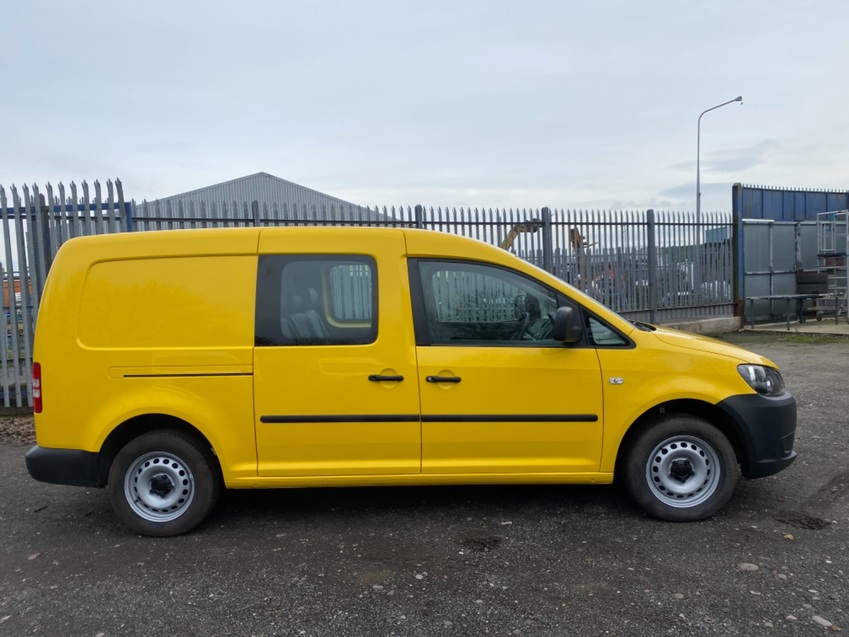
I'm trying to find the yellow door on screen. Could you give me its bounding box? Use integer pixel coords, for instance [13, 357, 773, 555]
[410, 259, 604, 474]
[254, 229, 420, 476]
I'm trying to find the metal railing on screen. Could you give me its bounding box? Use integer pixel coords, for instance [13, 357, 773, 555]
[132, 202, 734, 323]
[1, 183, 733, 408]
[1, 180, 129, 408]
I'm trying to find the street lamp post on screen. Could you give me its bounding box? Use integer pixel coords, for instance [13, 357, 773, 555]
[694, 96, 742, 303]
[696, 96, 742, 223]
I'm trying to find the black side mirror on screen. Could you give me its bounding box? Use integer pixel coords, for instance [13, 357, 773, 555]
[552, 306, 582, 344]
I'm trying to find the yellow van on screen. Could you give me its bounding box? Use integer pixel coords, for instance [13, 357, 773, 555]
[26, 227, 796, 536]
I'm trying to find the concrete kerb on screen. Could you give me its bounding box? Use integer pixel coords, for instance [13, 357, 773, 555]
[659, 315, 849, 337]
[740, 319, 849, 337]
[657, 316, 743, 336]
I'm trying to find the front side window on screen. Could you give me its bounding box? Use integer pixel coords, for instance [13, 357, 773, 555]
[412, 260, 563, 346]
[256, 255, 376, 346]
[586, 315, 629, 347]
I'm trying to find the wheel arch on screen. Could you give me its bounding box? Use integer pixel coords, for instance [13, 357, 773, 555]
[96, 414, 222, 487]
[614, 399, 748, 479]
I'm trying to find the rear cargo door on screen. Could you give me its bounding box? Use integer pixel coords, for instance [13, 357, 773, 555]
[253, 229, 421, 476]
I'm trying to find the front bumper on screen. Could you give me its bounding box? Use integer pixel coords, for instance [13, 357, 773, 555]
[25, 445, 101, 487]
[717, 391, 797, 479]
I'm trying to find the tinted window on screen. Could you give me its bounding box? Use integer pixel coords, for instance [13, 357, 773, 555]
[256, 255, 376, 346]
[586, 315, 629, 346]
[328, 263, 373, 322]
[414, 260, 562, 346]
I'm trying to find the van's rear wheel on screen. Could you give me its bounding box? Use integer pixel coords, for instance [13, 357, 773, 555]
[107, 430, 221, 537]
[622, 415, 739, 521]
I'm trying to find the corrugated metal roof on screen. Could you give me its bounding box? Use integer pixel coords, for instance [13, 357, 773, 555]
[134, 173, 375, 221]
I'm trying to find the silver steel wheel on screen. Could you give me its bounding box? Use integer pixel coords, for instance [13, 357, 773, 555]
[645, 435, 720, 508]
[123, 451, 195, 523]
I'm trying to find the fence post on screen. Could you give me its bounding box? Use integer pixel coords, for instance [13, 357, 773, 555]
[732, 183, 744, 317]
[124, 202, 134, 232]
[541, 207, 554, 273]
[414, 204, 424, 229]
[38, 194, 54, 294]
[252, 200, 261, 227]
[26, 188, 46, 308]
[117, 179, 133, 232]
[647, 209, 658, 323]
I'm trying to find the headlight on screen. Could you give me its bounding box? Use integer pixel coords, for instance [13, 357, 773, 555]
[737, 364, 785, 396]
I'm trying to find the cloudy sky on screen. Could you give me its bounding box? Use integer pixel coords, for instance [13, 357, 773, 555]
[2, 0, 847, 213]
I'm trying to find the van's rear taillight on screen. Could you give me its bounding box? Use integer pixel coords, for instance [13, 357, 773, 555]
[32, 362, 42, 413]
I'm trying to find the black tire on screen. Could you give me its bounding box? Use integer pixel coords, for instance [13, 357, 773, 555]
[621, 415, 740, 522]
[107, 430, 221, 537]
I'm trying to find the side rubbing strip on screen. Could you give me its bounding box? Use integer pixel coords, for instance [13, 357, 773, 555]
[123, 372, 252, 378]
[260, 414, 598, 424]
[421, 414, 599, 423]
[261, 414, 420, 424]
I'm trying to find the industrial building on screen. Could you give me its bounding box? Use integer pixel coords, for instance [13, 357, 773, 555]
[132, 172, 383, 223]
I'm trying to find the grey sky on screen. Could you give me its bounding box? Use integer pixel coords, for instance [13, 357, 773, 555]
[2, 0, 847, 213]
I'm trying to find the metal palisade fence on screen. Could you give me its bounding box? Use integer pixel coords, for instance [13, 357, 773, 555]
[132, 200, 732, 322]
[1, 181, 732, 408]
[0, 180, 130, 408]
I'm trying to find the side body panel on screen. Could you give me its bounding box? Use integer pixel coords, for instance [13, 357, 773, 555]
[595, 331, 762, 473]
[33, 229, 260, 481]
[253, 228, 421, 476]
[417, 346, 604, 473]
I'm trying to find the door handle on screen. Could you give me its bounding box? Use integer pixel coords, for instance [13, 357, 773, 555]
[368, 374, 404, 382]
[426, 375, 462, 383]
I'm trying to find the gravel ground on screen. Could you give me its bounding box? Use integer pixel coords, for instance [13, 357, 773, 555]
[2, 331, 847, 636]
[0, 414, 34, 445]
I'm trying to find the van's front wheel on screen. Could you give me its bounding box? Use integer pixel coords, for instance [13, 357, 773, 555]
[622, 415, 740, 521]
[107, 430, 221, 536]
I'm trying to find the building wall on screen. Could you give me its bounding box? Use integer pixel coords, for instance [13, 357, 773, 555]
[733, 183, 849, 221]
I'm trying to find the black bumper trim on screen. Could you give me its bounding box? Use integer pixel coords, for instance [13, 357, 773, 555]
[25, 446, 101, 488]
[716, 392, 797, 479]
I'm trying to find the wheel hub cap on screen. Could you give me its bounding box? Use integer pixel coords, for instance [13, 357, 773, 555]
[669, 458, 694, 482]
[123, 451, 196, 523]
[150, 473, 175, 497]
[645, 435, 721, 509]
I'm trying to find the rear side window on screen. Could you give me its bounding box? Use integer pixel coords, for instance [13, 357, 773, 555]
[255, 255, 377, 346]
[328, 263, 373, 322]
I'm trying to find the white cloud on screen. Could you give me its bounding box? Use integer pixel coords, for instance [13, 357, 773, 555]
[2, 0, 848, 213]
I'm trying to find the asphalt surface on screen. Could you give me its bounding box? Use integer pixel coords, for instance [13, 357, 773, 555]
[1, 332, 847, 636]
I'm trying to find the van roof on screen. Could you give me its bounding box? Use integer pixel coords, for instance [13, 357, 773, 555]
[60, 226, 505, 259]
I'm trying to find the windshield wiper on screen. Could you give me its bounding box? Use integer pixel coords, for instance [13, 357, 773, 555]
[631, 321, 656, 332]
